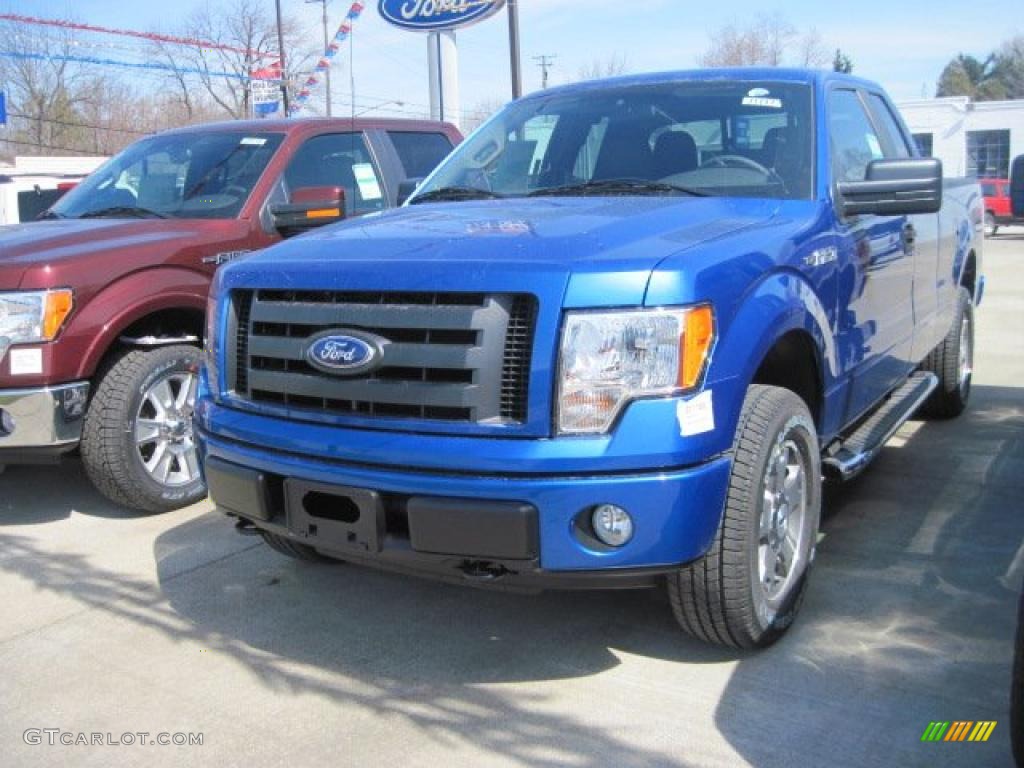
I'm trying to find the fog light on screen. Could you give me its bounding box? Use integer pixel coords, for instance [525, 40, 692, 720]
[591, 504, 633, 547]
[0, 408, 14, 437]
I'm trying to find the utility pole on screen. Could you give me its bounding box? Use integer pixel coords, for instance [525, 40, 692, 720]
[533, 54, 556, 89]
[306, 0, 332, 116]
[274, 0, 289, 113]
[507, 0, 522, 98]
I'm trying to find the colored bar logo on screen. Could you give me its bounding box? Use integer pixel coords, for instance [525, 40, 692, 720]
[921, 721, 997, 742]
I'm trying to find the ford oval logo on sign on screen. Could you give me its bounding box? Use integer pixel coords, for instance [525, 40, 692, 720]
[378, 0, 506, 31]
[305, 331, 386, 376]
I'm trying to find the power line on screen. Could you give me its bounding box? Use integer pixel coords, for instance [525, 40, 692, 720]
[9, 111, 152, 136]
[533, 54, 556, 89]
[0, 136, 112, 155]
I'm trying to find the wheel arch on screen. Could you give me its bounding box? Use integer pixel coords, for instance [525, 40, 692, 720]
[708, 270, 834, 437]
[71, 268, 208, 381]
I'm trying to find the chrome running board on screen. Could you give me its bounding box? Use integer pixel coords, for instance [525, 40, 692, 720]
[823, 371, 938, 481]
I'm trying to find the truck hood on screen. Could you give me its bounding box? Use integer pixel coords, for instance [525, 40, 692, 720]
[0, 219, 226, 289]
[223, 196, 781, 307]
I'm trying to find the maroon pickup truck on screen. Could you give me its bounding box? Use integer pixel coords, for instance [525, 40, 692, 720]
[0, 117, 461, 511]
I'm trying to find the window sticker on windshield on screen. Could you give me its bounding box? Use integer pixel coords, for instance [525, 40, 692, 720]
[742, 96, 782, 109]
[240, 137, 267, 146]
[352, 163, 383, 201]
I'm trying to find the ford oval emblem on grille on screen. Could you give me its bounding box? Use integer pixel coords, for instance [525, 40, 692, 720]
[305, 331, 385, 376]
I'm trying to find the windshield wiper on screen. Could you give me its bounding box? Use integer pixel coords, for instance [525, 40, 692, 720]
[529, 179, 710, 198]
[409, 186, 504, 204]
[78, 206, 169, 219]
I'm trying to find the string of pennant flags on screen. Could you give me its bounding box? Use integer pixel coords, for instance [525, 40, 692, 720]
[0, 13, 276, 58]
[287, 1, 366, 115]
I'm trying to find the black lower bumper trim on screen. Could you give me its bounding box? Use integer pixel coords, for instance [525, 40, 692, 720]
[208, 455, 679, 591]
[233, 511, 673, 592]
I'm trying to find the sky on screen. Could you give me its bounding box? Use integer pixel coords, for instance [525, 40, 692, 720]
[2, 0, 1019, 127]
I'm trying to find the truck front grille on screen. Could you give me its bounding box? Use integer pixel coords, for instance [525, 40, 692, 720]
[228, 290, 537, 425]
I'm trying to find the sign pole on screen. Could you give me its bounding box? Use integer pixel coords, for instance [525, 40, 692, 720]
[274, 0, 290, 113]
[507, 0, 521, 99]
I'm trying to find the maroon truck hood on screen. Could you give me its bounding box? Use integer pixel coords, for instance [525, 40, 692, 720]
[0, 219, 234, 289]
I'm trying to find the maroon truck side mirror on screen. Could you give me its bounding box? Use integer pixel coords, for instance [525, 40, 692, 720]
[270, 186, 346, 236]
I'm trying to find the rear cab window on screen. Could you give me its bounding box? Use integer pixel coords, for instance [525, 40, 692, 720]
[387, 131, 455, 179]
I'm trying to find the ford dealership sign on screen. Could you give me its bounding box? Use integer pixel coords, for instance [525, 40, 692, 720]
[378, 0, 506, 31]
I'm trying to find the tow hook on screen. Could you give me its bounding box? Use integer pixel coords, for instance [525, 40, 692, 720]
[234, 518, 260, 536]
[458, 560, 511, 582]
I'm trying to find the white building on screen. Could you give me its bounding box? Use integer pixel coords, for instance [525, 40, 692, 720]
[896, 96, 1024, 179]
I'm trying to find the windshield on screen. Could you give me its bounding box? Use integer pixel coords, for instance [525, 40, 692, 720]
[413, 80, 814, 202]
[51, 131, 285, 220]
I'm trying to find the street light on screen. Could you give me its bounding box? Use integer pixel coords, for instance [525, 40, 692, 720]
[306, 0, 332, 116]
[354, 100, 405, 117]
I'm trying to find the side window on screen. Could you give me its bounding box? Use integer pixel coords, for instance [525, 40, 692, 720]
[284, 133, 384, 216]
[828, 89, 884, 182]
[387, 131, 454, 179]
[867, 93, 911, 158]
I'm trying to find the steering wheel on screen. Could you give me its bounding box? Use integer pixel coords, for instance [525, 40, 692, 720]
[701, 154, 774, 176]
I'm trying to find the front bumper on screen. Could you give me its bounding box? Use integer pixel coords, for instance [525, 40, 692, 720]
[0, 381, 90, 463]
[197, 425, 732, 587]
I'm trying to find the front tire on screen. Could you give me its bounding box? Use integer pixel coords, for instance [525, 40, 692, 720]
[920, 286, 973, 419]
[82, 345, 205, 513]
[668, 385, 821, 649]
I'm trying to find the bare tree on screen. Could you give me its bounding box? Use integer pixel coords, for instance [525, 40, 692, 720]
[797, 28, 829, 68]
[699, 13, 827, 68]
[576, 54, 629, 82]
[462, 98, 506, 133]
[762, 12, 795, 66]
[154, 0, 316, 120]
[0, 22, 91, 153]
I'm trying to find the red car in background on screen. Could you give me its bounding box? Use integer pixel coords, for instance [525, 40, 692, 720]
[981, 178, 1023, 236]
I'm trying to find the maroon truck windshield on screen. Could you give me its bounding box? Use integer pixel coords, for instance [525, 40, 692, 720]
[50, 132, 285, 221]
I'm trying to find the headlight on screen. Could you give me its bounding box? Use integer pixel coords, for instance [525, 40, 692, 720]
[0, 290, 74, 350]
[557, 305, 714, 434]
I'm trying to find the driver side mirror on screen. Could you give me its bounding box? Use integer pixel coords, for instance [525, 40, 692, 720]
[838, 158, 943, 217]
[270, 186, 345, 237]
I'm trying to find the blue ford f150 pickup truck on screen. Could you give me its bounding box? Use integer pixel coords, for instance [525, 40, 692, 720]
[195, 69, 983, 648]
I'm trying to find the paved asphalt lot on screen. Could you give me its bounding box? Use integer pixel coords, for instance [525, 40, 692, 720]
[1, 235, 1022, 768]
